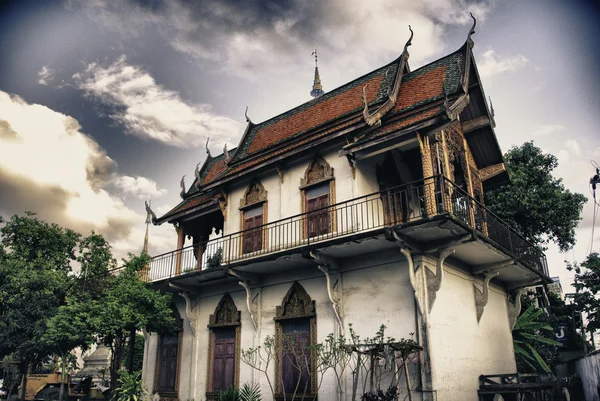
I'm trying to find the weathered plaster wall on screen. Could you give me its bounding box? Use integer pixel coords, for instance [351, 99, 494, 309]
[427, 262, 516, 401]
[142, 249, 420, 400]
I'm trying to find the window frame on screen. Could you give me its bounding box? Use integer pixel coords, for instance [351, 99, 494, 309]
[206, 294, 241, 400]
[274, 282, 317, 400]
[300, 155, 336, 240]
[239, 180, 268, 255]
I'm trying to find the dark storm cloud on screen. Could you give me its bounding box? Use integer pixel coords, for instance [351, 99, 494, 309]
[0, 167, 135, 244]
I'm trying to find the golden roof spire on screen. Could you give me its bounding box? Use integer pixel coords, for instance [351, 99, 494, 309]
[310, 49, 324, 98]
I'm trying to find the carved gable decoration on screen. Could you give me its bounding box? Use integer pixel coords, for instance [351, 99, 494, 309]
[208, 294, 241, 327]
[240, 180, 267, 208]
[300, 155, 334, 188]
[275, 282, 316, 320]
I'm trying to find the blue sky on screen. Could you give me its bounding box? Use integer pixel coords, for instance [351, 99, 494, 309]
[0, 0, 599, 288]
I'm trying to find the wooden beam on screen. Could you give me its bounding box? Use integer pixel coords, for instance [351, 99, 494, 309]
[461, 116, 490, 133]
[479, 163, 506, 181]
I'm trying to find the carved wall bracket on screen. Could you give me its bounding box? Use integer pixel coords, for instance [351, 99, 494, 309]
[426, 248, 455, 313]
[275, 163, 284, 183]
[507, 288, 525, 330]
[238, 280, 259, 332]
[399, 245, 424, 317]
[219, 189, 228, 220]
[346, 154, 356, 179]
[316, 264, 342, 328]
[473, 271, 499, 323]
[180, 292, 200, 336]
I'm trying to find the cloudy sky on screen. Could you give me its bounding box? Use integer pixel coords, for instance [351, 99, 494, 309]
[0, 0, 599, 287]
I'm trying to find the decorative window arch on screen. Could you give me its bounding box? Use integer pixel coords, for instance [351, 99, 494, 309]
[274, 282, 317, 398]
[239, 180, 268, 254]
[206, 294, 241, 399]
[300, 155, 336, 239]
[154, 307, 183, 401]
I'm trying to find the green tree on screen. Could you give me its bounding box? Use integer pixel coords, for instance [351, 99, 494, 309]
[42, 299, 97, 401]
[90, 253, 176, 392]
[567, 253, 600, 346]
[485, 141, 587, 251]
[0, 213, 80, 400]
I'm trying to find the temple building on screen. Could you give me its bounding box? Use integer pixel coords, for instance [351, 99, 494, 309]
[141, 16, 550, 401]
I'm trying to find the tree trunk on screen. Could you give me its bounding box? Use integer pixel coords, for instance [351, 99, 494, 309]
[18, 361, 29, 401]
[58, 356, 66, 401]
[126, 329, 136, 373]
[110, 337, 125, 394]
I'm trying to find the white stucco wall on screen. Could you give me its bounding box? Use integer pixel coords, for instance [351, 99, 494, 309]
[427, 262, 516, 401]
[143, 254, 518, 401]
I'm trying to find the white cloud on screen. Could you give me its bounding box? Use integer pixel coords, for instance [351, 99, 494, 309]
[533, 124, 565, 137]
[38, 66, 56, 85]
[112, 175, 167, 200]
[477, 49, 529, 78]
[0, 90, 171, 260]
[565, 139, 581, 157]
[74, 55, 243, 148]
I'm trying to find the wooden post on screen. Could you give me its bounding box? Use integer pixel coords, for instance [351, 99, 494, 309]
[175, 226, 185, 276]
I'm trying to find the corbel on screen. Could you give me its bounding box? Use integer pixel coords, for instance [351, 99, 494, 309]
[275, 163, 284, 183]
[426, 248, 454, 313]
[227, 268, 259, 284]
[507, 288, 525, 330]
[171, 288, 199, 336]
[238, 281, 259, 332]
[473, 271, 499, 323]
[392, 232, 424, 316]
[310, 251, 342, 327]
[219, 188, 228, 220]
[345, 154, 356, 179]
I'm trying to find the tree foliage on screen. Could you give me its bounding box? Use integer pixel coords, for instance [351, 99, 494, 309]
[567, 253, 600, 336]
[90, 253, 176, 391]
[485, 141, 586, 251]
[0, 212, 175, 399]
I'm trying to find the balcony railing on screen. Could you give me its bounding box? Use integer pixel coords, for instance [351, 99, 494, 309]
[146, 175, 548, 282]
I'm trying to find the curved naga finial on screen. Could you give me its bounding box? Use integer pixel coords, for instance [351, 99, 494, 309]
[467, 12, 476, 46]
[179, 175, 186, 199]
[145, 200, 157, 225]
[244, 106, 252, 124]
[362, 25, 413, 127]
[194, 162, 202, 188]
[205, 137, 212, 158]
[403, 25, 414, 55]
[223, 143, 230, 164]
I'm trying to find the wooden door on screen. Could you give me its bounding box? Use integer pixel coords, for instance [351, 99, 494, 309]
[306, 191, 330, 238]
[243, 210, 263, 254]
[212, 328, 236, 392]
[281, 319, 311, 394]
[157, 334, 179, 393]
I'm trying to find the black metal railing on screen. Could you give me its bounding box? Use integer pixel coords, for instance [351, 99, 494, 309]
[147, 175, 548, 282]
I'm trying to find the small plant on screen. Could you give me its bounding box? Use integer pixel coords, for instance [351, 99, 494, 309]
[113, 370, 148, 401]
[361, 385, 397, 401]
[206, 248, 223, 269]
[239, 383, 262, 401]
[218, 387, 239, 401]
[217, 384, 261, 401]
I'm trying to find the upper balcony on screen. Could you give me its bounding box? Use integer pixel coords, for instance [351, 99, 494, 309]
[146, 175, 549, 288]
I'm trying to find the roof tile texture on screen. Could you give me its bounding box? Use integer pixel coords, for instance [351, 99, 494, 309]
[247, 75, 384, 155]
